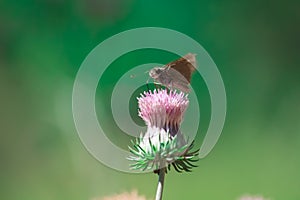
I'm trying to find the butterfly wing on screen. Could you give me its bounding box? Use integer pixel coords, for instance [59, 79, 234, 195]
[166, 53, 196, 83]
[149, 53, 196, 93]
[165, 67, 190, 92]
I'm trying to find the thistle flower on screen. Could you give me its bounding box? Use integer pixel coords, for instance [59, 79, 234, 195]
[128, 89, 199, 173]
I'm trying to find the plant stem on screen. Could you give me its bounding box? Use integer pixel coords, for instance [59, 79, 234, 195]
[155, 168, 165, 200]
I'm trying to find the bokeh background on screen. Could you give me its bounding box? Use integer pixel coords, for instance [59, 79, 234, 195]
[1, 0, 300, 199]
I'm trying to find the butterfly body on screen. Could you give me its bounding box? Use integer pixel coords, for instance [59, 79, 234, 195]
[149, 53, 196, 93]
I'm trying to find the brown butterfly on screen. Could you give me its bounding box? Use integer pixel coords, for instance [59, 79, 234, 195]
[149, 53, 196, 93]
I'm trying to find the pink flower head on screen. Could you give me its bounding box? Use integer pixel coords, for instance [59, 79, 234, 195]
[128, 89, 198, 172]
[138, 89, 189, 137]
[136, 89, 189, 153]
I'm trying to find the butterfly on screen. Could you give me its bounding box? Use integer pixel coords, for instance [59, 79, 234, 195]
[149, 53, 196, 93]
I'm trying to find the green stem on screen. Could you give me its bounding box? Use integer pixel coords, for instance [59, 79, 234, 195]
[155, 168, 165, 200]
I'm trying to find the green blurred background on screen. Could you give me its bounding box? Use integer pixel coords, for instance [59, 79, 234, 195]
[1, 0, 300, 199]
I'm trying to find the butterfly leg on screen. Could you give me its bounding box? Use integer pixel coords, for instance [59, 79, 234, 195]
[151, 81, 163, 91]
[154, 83, 160, 91]
[166, 86, 171, 93]
[168, 82, 174, 93]
[146, 78, 150, 91]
